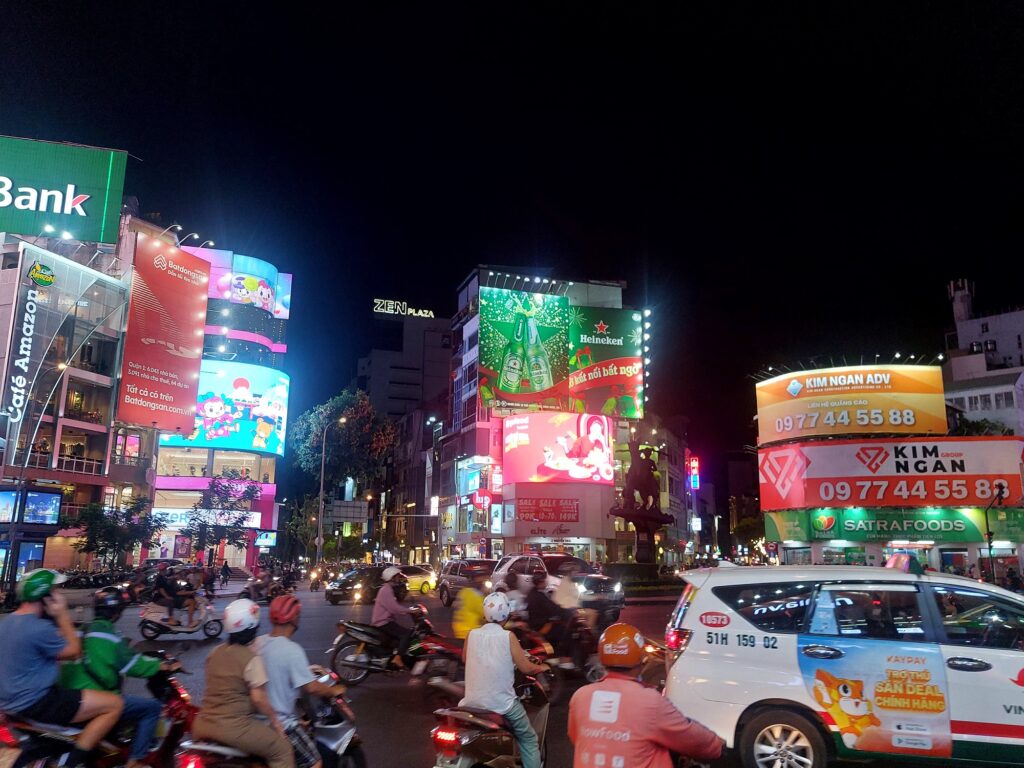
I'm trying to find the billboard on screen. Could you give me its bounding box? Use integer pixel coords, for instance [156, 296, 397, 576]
[0, 136, 127, 244]
[117, 234, 210, 432]
[755, 365, 947, 444]
[254, 530, 278, 546]
[159, 361, 290, 456]
[804, 506, 1024, 542]
[758, 437, 1024, 511]
[478, 287, 644, 417]
[190, 247, 292, 319]
[2, 244, 126, 464]
[23, 491, 61, 525]
[502, 412, 614, 485]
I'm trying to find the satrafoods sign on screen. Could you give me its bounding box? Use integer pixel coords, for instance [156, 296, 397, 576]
[765, 507, 1024, 543]
[0, 136, 128, 244]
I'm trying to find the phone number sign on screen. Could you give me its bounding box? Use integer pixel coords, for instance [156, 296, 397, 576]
[756, 365, 947, 444]
[758, 437, 1024, 511]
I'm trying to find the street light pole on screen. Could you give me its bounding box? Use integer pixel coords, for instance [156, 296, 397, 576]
[317, 416, 347, 565]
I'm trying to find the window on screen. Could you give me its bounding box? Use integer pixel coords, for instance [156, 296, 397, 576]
[967, 395, 980, 412]
[711, 581, 815, 633]
[509, 558, 532, 575]
[950, 397, 966, 410]
[981, 322, 989, 333]
[979, 393, 992, 410]
[932, 586, 1024, 650]
[984, 339, 997, 352]
[495, 556, 512, 572]
[970, 342, 983, 354]
[995, 391, 1014, 409]
[213, 451, 262, 480]
[1018, 334, 1022, 350]
[808, 585, 926, 641]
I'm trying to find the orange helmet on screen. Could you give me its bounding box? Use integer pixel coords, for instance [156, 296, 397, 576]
[598, 622, 647, 669]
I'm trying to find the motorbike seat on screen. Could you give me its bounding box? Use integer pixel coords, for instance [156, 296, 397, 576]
[450, 707, 512, 730]
[340, 622, 388, 641]
[18, 719, 83, 737]
[179, 740, 249, 758]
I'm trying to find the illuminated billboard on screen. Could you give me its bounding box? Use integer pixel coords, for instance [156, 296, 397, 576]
[160, 361, 290, 456]
[755, 365, 947, 444]
[502, 412, 614, 485]
[118, 234, 209, 432]
[478, 287, 644, 417]
[0, 136, 127, 243]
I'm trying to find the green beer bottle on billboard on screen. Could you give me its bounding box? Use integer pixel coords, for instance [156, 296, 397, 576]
[498, 312, 527, 393]
[525, 315, 554, 391]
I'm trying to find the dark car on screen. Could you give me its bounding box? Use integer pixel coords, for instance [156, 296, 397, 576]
[325, 566, 385, 605]
[437, 559, 498, 607]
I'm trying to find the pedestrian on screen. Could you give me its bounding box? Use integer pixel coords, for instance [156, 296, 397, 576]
[221, 559, 232, 587]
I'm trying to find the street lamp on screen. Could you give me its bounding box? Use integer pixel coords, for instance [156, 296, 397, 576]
[177, 232, 199, 246]
[317, 416, 348, 564]
[156, 224, 183, 238]
[196, 240, 215, 249]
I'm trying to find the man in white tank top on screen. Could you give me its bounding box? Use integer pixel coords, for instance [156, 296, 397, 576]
[460, 592, 549, 768]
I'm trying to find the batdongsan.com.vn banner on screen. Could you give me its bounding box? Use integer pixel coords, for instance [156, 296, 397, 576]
[478, 286, 644, 417]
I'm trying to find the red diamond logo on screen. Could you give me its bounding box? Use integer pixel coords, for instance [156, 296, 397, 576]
[855, 446, 890, 474]
[758, 448, 811, 498]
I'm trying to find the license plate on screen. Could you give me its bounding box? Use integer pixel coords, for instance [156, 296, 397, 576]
[411, 659, 428, 676]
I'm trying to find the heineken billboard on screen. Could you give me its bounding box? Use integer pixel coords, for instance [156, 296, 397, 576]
[478, 286, 644, 417]
[765, 507, 1024, 543]
[0, 136, 127, 244]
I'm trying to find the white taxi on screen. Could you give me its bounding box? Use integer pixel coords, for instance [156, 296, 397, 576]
[663, 564, 1024, 768]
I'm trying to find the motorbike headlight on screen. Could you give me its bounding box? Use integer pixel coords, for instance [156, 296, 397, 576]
[311, 570, 318, 578]
[576, 583, 587, 595]
[354, 583, 362, 589]
[484, 580, 492, 590]
[354, 592, 361, 602]
[613, 582, 622, 593]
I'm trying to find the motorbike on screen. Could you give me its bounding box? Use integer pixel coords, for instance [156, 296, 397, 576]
[309, 569, 322, 592]
[139, 594, 223, 640]
[176, 666, 366, 768]
[4, 653, 196, 768]
[431, 670, 550, 768]
[328, 604, 463, 686]
[238, 577, 287, 603]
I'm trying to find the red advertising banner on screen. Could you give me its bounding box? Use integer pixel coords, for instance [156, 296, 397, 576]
[758, 437, 1024, 511]
[516, 498, 581, 523]
[117, 234, 210, 431]
[502, 412, 615, 485]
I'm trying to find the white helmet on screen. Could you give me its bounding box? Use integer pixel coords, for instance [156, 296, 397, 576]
[224, 598, 260, 633]
[382, 566, 404, 582]
[483, 592, 511, 624]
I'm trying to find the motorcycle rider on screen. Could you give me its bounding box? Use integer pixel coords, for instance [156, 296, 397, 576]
[568, 623, 724, 768]
[155, 563, 196, 628]
[256, 595, 348, 768]
[0, 570, 124, 768]
[370, 566, 414, 667]
[525, 570, 571, 663]
[192, 599, 294, 768]
[460, 592, 548, 768]
[59, 587, 181, 768]
[504, 572, 529, 618]
[452, 567, 489, 639]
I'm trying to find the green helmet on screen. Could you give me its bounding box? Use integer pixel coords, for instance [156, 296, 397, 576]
[17, 569, 67, 602]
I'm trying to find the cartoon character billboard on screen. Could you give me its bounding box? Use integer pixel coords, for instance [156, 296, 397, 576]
[185, 247, 291, 319]
[160, 361, 290, 456]
[502, 412, 614, 485]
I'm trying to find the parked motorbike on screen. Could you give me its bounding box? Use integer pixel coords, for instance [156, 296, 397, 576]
[431, 671, 550, 768]
[176, 666, 365, 768]
[139, 595, 223, 640]
[4, 653, 196, 768]
[328, 604, 462, 686]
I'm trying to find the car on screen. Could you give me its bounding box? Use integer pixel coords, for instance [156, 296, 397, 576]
[141, 558, 185, 570]
[491, 553, 624, 622]
[663, 563, 1024, 768]
[399, 564, 437, 595]
[437, 559, 498, 607]
[325, 566, 385, 605]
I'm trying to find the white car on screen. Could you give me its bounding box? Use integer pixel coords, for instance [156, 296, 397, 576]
[491, 553, 624, 623]
[663, 563, 1024, 768]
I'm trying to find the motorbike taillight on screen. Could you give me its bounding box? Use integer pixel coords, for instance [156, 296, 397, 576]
[432, 727, 460, 748]
[178, 753, 205, 768]
[0, 719, 20, 748]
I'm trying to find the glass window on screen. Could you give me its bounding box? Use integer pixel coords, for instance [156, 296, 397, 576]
[509, 558, 532, 575]
[995, 391, 1014, 409]
[212, 451, 261, 480]
[821, 547, 846, 565]
[979, 393, 992, 410]
[967, 395, 980, 411]
[932, 586, 1024, 650]
[712, 581, 815, 633]
[809, 585, 926, 641]
[158, 448, 210, 477]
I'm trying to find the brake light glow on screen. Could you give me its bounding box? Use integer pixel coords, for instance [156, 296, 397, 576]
[665, 627, 692, 652]
[0, 720, 19, 748]
[178, 754, 205, 768]
[433, 728, 459, 744]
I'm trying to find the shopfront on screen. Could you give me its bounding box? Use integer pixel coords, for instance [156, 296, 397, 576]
[498, 483, 616, 562]
[765, 507, 1024, 573]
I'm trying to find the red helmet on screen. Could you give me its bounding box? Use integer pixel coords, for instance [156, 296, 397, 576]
[269, 594, 302, 625]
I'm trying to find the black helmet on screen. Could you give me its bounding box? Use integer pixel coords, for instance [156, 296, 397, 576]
[531, 569, 547, 586]
[93, 586, 128, 620]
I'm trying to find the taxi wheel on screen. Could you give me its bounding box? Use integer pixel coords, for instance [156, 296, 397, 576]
[739, 709, 827, 768]
[420, 582, 431, 594]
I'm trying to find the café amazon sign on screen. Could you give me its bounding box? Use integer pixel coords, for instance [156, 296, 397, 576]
[765, 507, 1024, 543]
[0, 136, 127, 244]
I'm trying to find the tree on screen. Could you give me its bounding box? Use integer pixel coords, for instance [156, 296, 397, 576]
[290, 389, 397, 491]
[284, 497, 319, 558]
[951, 416, 1013, 436]
[62, 497, 168, 568]
[181, 471, 263, 554]
[731, 517, 765, 549]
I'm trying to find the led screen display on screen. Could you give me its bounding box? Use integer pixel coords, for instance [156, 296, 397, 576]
[254, 531, 278, 546]
[23, 491, 61, 525]
[0, 490, 17, 524]
[502, 412, 614, 485]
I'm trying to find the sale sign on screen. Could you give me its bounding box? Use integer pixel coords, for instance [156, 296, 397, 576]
[516, 498, 580, 523]
[758, 437, 1024, 511]
[756, 365, 947, 444]
[117, 234, 210, 432]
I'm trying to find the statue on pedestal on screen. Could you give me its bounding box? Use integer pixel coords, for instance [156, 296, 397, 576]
[612, 435, 674, 564]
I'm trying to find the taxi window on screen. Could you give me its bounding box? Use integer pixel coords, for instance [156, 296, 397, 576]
[810, 585, 927, 642]
[932, 586, 1024, 651]
[711, 581, 815, 633]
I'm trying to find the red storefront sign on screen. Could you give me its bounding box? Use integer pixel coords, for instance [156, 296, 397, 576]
[758, 436, 1024, 511]
[472, 489, 494, 510]
[117, 235, 210, 432]
[516, 497, 580, 523]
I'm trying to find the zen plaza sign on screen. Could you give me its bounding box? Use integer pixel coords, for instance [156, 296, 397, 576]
[373, 298, 435, 318]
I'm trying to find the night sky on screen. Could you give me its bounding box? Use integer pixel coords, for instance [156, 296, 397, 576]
[3, 3, 1023, 494]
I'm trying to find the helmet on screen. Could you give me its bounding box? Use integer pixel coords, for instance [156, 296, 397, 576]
[93, 586, 127, 620]
[531, 569, 547, 587]
[483, 592, 511, 624]
[17, 569, 67, 602]
[224, 598, 261, 633]
[598, 623, 647, 669]
[269, 594, 301, 626]
[382, 566, 406, 582]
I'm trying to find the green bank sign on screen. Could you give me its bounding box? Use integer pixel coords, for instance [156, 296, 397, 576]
[766, 507, 1024, 543]
[0, 136, 127, 244]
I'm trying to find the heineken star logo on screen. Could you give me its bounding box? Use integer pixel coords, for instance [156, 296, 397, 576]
[594, 320, 609, 334]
